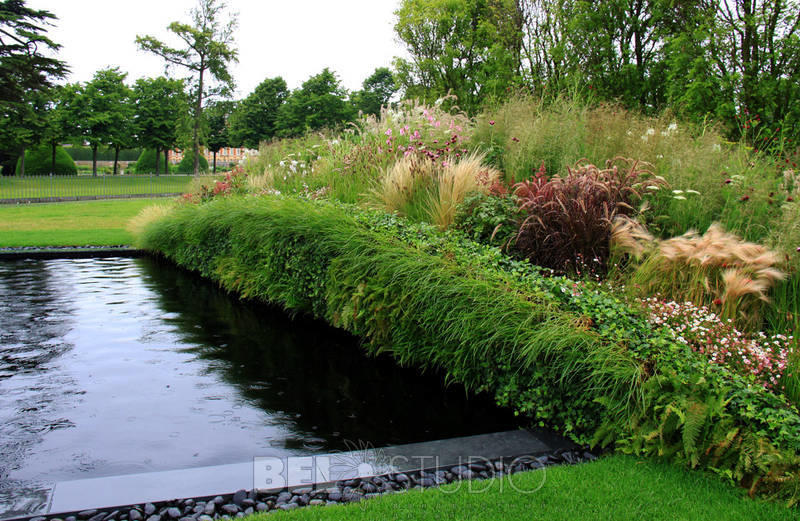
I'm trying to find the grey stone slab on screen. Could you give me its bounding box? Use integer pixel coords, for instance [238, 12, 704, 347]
[43, 429, 571, 518]
[49, 462, 253, 515]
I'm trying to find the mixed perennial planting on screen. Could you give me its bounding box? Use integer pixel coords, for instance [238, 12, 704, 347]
[135, 96, 800, 505]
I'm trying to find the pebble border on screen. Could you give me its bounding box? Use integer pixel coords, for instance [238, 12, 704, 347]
[12, 448, 597, 521]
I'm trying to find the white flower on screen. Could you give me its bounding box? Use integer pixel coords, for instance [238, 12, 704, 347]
[672, 189, 684, 194]
[668, 123, 678, 132]
[673, 195, 687, 200]
[646, 128, 655, 136]
[686, 189, 701, 195]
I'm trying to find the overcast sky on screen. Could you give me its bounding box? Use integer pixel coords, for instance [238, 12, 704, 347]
[28, 0, 408, 98]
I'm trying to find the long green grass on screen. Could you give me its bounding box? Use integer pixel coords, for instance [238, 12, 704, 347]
[0, 174, 205, 200]
[0, 198, 169, 246]
[247, 455, 797, 521]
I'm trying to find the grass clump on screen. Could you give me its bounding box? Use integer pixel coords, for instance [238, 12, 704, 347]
[370, 152, 499, 228]
[612, 218, 785, 329]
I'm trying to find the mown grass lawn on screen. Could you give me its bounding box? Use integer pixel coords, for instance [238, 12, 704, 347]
[0, 198, 167, 247]
[0, 174, 206, 199]
[251, 455, 797, 521]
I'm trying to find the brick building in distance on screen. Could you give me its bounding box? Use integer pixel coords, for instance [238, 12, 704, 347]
[170, 146, 258, 167]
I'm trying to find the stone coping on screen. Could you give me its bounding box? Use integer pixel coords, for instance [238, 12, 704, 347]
[2, 429, 579, 521]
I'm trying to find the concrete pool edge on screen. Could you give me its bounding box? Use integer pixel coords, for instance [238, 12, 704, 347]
[3, 429, 594, 521]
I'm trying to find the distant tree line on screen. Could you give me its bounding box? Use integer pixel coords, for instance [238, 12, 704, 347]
[0, 0, 399, 176]
[9, 0, 791, 176]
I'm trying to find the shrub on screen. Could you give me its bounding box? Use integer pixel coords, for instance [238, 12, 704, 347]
[454, 191, 520, 250]
[512, 158, 661, 273]
[175, 153, 209, 174]
[15, 145, 77, 175]
[613, 218, 785, 330]
[181, 166, 248, 204]
[133, 149, 169, 174]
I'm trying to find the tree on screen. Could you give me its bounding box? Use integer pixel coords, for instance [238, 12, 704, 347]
[69, 68, 133, 176]
[393, 0, 522, 113]
[132, 76, 189, 175]
[205, 99, 233, 173]
[275, 68, 355, 138]
[707, 0, 800, 141]
[136, 0, 238, 175]
[228, 76, 288, 148]
[42, 84, 80, 174]
[0, 0, 67, 174]
[351, 67, 398, 116]
[0, 0, 67, 105]
[0, 95, 46, 176]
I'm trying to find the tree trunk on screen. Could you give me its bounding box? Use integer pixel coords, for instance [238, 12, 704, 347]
[19, 145, 25, 177]
[193, 64, 205, 176]
[51, 142, 56, 174]
[92, 145, 98, 176]
[113, 146, 120, 175]
[155, 147, 161, 176]
[213, 151, 217, 174]
[164, 149, 169, 174]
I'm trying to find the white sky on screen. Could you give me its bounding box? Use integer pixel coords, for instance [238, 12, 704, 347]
[27, 0, 408, 98]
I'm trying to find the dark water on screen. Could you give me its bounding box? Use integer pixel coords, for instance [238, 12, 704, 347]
[0, 257, 516, 515]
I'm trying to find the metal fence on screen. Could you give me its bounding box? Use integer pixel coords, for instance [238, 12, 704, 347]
[0, 174, 214, 203]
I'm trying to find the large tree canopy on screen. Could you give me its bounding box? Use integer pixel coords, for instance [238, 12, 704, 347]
[0, 0, 67, 105]
[136, 0, 238, 175]
[132, 76, 189, 175]
[351, 67, 398, 117]
[393, 0, 521, 113]
[69, 68, 133, 175]
[228, 76, 288, 148]
[276, 68, 355, 138]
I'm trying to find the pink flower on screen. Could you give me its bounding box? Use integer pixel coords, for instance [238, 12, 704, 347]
[385, 128, 392, 137]
[489, 120, 495, 126]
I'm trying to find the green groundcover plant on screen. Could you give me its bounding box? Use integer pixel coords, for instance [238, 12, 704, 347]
[136, 194, 800, 505]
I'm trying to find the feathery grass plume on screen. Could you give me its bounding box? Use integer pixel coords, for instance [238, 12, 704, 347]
[625, 222, 785, 329]
[247, 168, 275, 191]
[426, 152, 500, 229]
[610, 215, 656, 260]
[369, 155, 434, 214]
[127, 203, 175, 240]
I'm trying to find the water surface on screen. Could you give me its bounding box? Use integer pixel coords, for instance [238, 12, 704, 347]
[0, 257, 516, 516]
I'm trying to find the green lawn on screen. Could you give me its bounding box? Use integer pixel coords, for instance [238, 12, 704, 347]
[0, 198, 168, 247]
[0, 174, 208, 199]
[254, 455, 797, 521]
